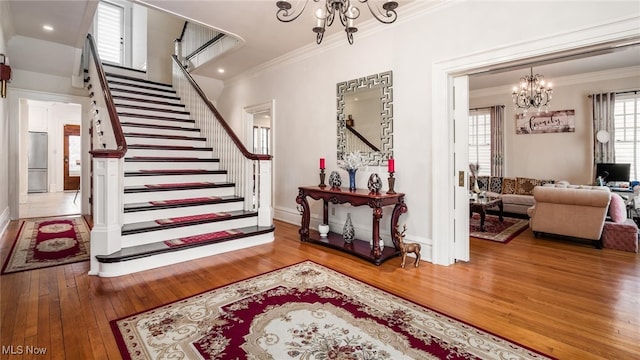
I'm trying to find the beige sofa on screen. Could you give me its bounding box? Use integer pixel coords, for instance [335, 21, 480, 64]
[527, 185, 611, 248]
[473, 176, 554, 215]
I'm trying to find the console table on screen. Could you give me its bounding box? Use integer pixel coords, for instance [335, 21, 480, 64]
[296, 186, 407, 265]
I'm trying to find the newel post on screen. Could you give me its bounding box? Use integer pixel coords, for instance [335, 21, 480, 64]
[257, 159, 273, 227]
[89, 157, 123, 275]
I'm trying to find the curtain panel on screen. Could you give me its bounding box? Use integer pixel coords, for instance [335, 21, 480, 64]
[490, 105, 505, 177]
[591, 93, 616, 165]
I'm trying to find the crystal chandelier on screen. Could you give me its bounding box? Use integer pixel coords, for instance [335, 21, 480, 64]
[276, 0, 399, 45]
[512, 68, 553, 114]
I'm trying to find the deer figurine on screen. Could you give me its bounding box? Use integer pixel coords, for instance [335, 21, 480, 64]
[395, 224, 421, 268]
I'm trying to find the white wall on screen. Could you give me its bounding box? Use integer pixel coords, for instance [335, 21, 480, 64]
[0, 3, 9, 234]
[470, 67, 640, 185]
[146, 6, 184, 83]
[214, 1, 640, 260]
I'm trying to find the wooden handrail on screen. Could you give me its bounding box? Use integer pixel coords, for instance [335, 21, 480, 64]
[185, 33, 226, 61]
[176, 21, 188, 43]
[86, 33, 127, 158]
[171, 54, 271, 161]
[346, 125, 380, 152]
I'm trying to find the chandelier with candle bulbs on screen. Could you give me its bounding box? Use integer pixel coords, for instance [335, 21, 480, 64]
[276, 0, 398, 45]
[512, 68, 553, 114]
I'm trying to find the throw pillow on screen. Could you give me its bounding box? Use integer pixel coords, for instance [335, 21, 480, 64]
[477, 176, 490, 192]
[609, 193, 627, 223]
[502, 178, 517, 194]
[516, 177, 541, 195]
[489, 177, 503, 193]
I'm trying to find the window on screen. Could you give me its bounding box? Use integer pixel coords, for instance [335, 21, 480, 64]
[469, 109, 491, 176]
[614, 93, 640, 180]
[95, 1, 125, 65]
[253, 126, 270, 155]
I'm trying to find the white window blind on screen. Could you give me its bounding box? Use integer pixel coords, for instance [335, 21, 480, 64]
[96, 1, 124, 65]
[469, 109, 491, 176]
[614, 93, 640, 181]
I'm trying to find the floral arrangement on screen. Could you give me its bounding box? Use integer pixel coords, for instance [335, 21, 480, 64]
[339, 151, 366, 171]
[469, 163, 480, 177]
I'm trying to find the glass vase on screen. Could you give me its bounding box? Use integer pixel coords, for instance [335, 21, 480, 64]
[348, 169, 357, 191]
[342, 213, 354, 243]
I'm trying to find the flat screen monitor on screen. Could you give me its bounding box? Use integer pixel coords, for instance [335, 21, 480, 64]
[595, 163, 631, 183]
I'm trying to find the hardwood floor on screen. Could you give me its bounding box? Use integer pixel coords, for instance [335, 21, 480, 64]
[1, 217, 638, 359]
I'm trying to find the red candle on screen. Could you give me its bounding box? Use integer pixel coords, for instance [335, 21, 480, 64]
[320, 158, 325, 169]
[388, 158, 395, 173]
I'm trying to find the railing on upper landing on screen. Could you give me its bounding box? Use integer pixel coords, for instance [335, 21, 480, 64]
[84, 33, 126, 275]
[174, 21, 240, 71]
[171, 55, 273, 226]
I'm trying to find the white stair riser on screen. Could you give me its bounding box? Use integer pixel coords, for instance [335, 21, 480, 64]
[110, 91, 182, 105]
[115, 100, 186, 112]
[124, 161, 219, 172]
[106, 77, 173, 92]
[97, 233, 274, 277]
[124, 202, 244, 224]
[122, 217, 257, 247]
[124, 173, 227, 187]
[126, 148, 213, 158]
[122, 125, 200, 138]
[124, 136, 205, 147]
[115, 107, 191, 120]
[108, 84, 176, 97]
[124, 187, 235, 203]
[119, 116, 195, 128]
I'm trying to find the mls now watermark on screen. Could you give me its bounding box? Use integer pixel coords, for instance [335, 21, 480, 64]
[2, 345, 48, 355]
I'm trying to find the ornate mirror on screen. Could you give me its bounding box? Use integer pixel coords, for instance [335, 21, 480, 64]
[337, 70, 393, 165]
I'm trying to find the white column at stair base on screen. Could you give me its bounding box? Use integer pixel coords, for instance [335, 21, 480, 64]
[98, 232, 274, 277]
[89, 157, 124, 275]
[257, 159, 273, 227]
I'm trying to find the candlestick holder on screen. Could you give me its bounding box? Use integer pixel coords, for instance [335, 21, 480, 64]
[387, 172, 396, 194]
[319, 169, 326, 188]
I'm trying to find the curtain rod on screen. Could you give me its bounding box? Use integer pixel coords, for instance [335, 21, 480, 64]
[588, 89, 640, 97]
[469, 105, 505, 111]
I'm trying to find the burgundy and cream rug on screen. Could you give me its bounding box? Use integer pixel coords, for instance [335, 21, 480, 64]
[1, 217, 90, 274]
[111, 261, 552, 360]
[470, 214, 529, 243]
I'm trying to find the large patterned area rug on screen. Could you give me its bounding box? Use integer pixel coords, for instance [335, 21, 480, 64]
[470, 213, 529, 243]
[1, 216, 90, 274]
[111, 261, 552, 360]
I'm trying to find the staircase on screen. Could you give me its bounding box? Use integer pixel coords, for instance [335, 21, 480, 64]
[93, 67, 274, 277]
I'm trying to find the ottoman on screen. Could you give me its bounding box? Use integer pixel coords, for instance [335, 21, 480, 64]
[602, 219, 639, 253]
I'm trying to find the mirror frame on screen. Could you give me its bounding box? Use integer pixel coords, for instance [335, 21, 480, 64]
[337, 70, 393, 165]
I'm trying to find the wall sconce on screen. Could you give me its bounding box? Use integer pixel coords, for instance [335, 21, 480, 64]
[0, 54, 12, 98]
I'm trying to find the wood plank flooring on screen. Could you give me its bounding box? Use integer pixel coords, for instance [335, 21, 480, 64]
[1, 218, 638, 359]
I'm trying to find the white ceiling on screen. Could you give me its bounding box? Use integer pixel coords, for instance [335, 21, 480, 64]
[2, 0, 639, 87]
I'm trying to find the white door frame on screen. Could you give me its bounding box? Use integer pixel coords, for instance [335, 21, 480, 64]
[453, 76, 470, 262]
[242, 100, 276, 208]
[431, 17, 640, 265]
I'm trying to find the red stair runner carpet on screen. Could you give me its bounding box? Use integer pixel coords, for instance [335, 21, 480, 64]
[149, 196, 220, 206]
[140, 169, 208, 173]
[145, 182, 213, 188]
[155, 212, 231, 225]
[164, 230, 243, 247]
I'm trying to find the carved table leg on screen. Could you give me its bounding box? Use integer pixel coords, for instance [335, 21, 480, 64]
[296, 189, 310, 241]
[372, 207, 383, 258]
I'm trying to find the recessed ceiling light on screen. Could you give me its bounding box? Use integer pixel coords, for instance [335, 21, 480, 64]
[218, 68, 225, 73]
[43, 25, 54, 32]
